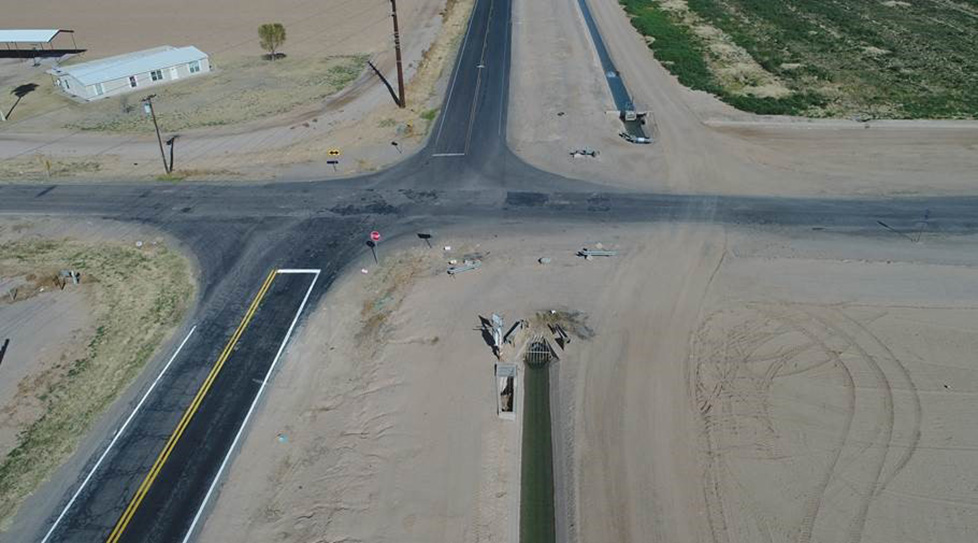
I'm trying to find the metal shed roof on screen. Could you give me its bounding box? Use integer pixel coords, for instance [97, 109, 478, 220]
[0, 29, 63, 43]
[52, 46, 207, 86]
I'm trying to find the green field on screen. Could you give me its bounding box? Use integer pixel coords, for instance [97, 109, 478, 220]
[621, 0, 978, 118]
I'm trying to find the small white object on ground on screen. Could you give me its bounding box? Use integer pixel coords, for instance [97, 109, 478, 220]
[135, 241, 144, 248]
[361, 268, 369, 274]
[444, 246, 452, 251]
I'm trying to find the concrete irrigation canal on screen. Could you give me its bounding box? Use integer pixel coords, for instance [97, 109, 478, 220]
[520, 340, 557, 543]
[575, 0, 651, 140]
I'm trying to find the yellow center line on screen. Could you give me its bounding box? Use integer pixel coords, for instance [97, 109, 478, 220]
[105, 269, 278, 543]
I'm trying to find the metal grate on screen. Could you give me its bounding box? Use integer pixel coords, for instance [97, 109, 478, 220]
[524, 338, 556, 367]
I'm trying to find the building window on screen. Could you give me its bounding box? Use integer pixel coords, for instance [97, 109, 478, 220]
[129, 76, 138, 88]
[94, 83, 104, 96]
[188, 60, 201, 74]
[150, 69, 163, 81]
[63, 79, 70, 89]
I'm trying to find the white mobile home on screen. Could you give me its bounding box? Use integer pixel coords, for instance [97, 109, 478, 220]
[47, 46, 210, 101]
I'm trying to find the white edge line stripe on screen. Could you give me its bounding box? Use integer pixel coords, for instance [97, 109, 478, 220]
[275, 269, 322, 274]
[433, 0, 481, 146]
[498, 8, 511, 137]
[41, 325, 198, 543]
[181, 270, 320, 543]
[432, 153, 466, 157]
[463, 0, 494, 155]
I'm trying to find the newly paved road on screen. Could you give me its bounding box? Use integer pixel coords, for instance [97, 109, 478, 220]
[3, 0, 978, 541]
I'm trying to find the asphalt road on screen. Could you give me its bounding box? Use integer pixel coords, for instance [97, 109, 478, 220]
[3, 0, 978, 540]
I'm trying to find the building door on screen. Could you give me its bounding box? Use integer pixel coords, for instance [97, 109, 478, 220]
[170, 66, 179, 80]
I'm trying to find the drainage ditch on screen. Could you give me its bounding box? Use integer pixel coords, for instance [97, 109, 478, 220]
[520, 340, 556, 543]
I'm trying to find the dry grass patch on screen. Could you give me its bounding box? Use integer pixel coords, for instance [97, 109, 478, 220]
[373, 0, 475, 137]
[356, 249, 436, 356]
[0, 239, 194, 528]
[663, 0, 791, 98]
[0, 155, 105, 182]
[65, 54, 368, 133]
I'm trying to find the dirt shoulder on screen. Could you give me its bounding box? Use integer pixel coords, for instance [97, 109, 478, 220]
[0, 218, 195, 530]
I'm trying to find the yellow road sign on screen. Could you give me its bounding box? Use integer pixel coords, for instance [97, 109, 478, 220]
[328, 148, 341, 157]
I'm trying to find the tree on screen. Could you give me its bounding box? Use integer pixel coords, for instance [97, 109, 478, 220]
[258, 23, 287, 60]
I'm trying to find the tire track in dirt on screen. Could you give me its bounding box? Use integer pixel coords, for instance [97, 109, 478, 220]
[692, 307, 852, 543]
[694, 313, 779, 543]
[691, 303, 919, 543]
[759, 308, 856, 543]
[837, 311, 922, 495]
[804, 309, 898, 543]
[692, 313, 759, 543]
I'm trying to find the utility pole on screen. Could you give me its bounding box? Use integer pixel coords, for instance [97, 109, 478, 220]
[142, 94, 169, 174]
[390, 0, 406, 108]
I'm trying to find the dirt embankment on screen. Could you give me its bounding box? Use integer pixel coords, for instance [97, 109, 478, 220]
[0, 218, 195, 530]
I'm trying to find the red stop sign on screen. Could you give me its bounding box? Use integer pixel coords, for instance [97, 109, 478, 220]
[370, 231, 381, 242]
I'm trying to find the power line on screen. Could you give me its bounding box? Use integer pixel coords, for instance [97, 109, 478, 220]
[0, 0, 379, 132]
[4, 2, 395, 169]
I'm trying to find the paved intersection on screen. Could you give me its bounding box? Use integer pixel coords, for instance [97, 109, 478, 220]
[2, 0, 977, 540]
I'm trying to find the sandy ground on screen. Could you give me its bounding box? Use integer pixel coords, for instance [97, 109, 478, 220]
[2, 0, 427, 60]
[199, 218, 978, 543]
[568, 222, 978, 543]
[0, 0, 471, 181]
[0, 217, 195, 530]
[0, 285, 92, 457]
[508, 0, 978, 196]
